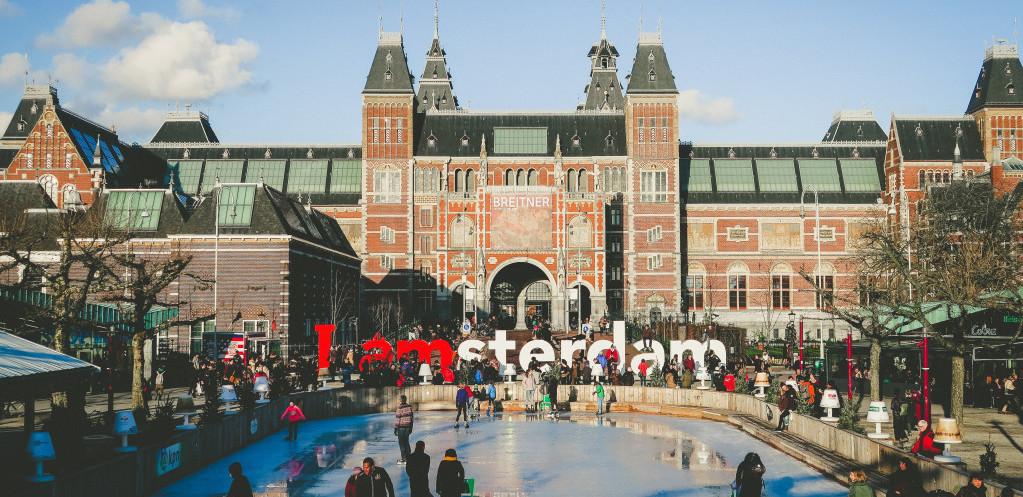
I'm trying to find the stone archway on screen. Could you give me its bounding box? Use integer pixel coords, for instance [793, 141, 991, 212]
[488, 260, 554, 330]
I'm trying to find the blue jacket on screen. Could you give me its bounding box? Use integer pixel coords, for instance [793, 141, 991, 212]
[456, 388, 470, 403]
[487, 385, 497, 399]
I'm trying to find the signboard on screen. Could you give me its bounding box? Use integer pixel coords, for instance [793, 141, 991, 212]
[490, 194, 553, 250]
[202, 333, 245, 361]
[155, 443, 181, 476]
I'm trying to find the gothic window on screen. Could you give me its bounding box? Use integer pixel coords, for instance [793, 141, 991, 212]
[527, 168, 537, 186]
[504, 169, 514, 186]
[516, 168, 525, 186]
[60, 184, 77, 209]
[45, 123, 52, 138]
[38, 174, 58, 202]
[453, 168, 463, 192]
[918, 170, 926, 187]
[567, 168, 577, 192]
[578, 169, 588, 192]
[648, 69, 656, 82]
[466, 169, 476, 191]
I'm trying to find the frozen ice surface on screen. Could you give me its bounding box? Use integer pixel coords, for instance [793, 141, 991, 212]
[152, 411, 849, 497]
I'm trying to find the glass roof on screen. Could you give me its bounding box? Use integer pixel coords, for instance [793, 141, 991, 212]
[202, 160, 244, 192]
[218, 185, 256, 227]
[683, 159, 713, 192]
[104, 190, 164, 231]
[755, 159, 798, 192]
[287, 159, 328, 194]
[798, 158, 842, 192]
[839, 159, 881, 192]
[713, 159, 755, 192]
[330, 159, 361, 193]
[170, 160, 204, 195]
[246, 160, 286, 191]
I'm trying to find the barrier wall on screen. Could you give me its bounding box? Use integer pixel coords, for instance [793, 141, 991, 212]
[18, 384, 1004, 497]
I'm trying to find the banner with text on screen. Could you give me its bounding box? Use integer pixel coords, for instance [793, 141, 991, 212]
[490, 194, 553, 250]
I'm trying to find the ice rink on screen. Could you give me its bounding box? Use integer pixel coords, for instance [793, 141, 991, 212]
[152, 410, 849, 497]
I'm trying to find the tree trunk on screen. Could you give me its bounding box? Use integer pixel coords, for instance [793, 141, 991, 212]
[50, 319, 71, 409]
[870, 337, 882, 402]
[131, 332, 146, 412]
[950, 353, 965, 426]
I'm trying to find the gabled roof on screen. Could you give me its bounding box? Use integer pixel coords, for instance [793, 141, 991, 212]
[414, 111, 627, 157]
[0, 181, 56, 226]
[626, 33, 677, 94]
[966, 43, 1023, 114]
[416, 34, 458, 112]
[893, 117, 985, 162]
[582, 36, 624, 111]
[822, 110, 887, 142]
[1, 85, 54, 143]
[151, 110, 219, 143]
[363, 32, 415, 94]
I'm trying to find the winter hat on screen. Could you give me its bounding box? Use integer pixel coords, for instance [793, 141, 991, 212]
[353, 467, 361, 473]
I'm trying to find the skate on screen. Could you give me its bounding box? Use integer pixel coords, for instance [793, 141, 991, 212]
[397, 459, 406, 465]
[454, 422, 459, 429]
[465, 422, 469, 428]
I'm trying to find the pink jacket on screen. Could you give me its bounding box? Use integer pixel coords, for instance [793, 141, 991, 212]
[281, 405, 306, 422]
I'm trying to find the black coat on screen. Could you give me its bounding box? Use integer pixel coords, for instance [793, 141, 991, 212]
[355, 467, 395, 497]
[735, 460, 765, 497]
[886, 467, 924, 497]
[226, 475, 253, 497]
[436, 459, 465, 497]
[955, 484, 988, 497]
[406, 451, 432, 497]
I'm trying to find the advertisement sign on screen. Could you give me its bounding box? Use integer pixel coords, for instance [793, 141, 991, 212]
[155, 443, 181, 476]
[490, 194, 553, 249]
[202, 333, 245, 361]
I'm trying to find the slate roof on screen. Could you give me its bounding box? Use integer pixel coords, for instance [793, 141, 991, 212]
[0, 181, 56, 226]
[416, 36, 458, 112]
[966, 44, 1023, 114]
[893, 117, 986, 162]
[582, 37, 625, 111]
[626, 33, 677, 94]
[822, 110, 887, 142]
[150, 110, 219, 143]
[1, 85, 53, 142]
[415, 111, 626, 157]
[364, 33, 415, 94]
[681, 142, 887, 204]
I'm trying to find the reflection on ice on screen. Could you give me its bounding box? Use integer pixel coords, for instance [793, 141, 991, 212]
[152, 412, 848, 497]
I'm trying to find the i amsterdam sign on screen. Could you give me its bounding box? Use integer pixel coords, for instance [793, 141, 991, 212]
[356, 325, 728, 374]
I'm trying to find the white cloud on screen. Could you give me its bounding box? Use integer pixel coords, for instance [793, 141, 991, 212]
[677, 89, 741, 125]
[0, 52, 29, 86]
[97, 106, 165, 136]
[0, 0, 21, 18]
[36, 0, 162, 49]
[51, 53, 93, 89]
[0, 112, 12, 131]
[178, 0, 237, 20]
[102, 21, 258, 101]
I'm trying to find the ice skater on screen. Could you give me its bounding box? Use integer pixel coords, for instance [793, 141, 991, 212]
[734, 452, 766, 497]
[523, 367, 536, 413]
[435, 449, 465, 497]
[354, 457, 395, 497]
[485, 382, 497, 416]
[454, 384, 471, 428]
[394, 395, 413, 464]
[593, 381, 605, 415]
[405, 441, 432, 497]
[225, 462, 253, 497]
[281, 401, 306, 441]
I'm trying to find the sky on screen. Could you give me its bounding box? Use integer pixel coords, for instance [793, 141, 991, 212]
[0, 0, 1018, 145]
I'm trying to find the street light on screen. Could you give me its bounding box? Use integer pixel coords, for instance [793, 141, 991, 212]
[800, 186, 823, 361]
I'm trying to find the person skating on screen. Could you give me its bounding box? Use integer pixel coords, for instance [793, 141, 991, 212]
[523, 368, 536, 413]
[885, 457, 923, 497]
[226, 462, 253, 497]
[547, 369, 560, 416]
[345, 466, 362, 497]
[455, 384, 471, 428]
[910, 420, 942, 459]
[405, 441, 433, 497]
[486, 382, 497, 416]
[281, 401, 306, 441]
[354, 457, 395, 497]
[435, 448, 465, 497]
[734, 452, 766, 497]
[593, 380, 606, 415]
[955, 474, 988, 497]
[394, 395, 414, 464]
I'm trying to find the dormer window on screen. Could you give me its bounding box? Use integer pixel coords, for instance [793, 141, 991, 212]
[852, 147, 860, 158]
[647, 50, 655, 62]
[423, 96, 429, 104]
[769, 148, 777, 158]
[981, 67, 987, 78]
[347, 149, 355, 158]
[385, 70, 392, 81]
[915, 124, 923, 137]
[1008, 83, 1016, 95]
[30, 102, 37, 114]
[222, 149, 230, 159]
[461, 133, 469, 146]
[386, 50, 393, 63]
[601, 58, 608, 69]
[1006, 62, 1012, 74]
[857, 125, 863, 136]
[427, 132, 437, 147]
[17, 118, 25, 131]
[572, 134, 581, 147]
[605, 132, 614, 147]
[728, 147, 735, 158]
[812, 147, 820, 158]
[306, 148, 314, 159]
[648, 69, 656, 82]
[264, 148, 272, 159]
[432, 67, 438, 79]
[441, 93, 447, 104]
[183, 148, 190, 159]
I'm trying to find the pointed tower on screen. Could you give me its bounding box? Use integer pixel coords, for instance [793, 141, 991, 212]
[967, 41, 1023, 163]
[625, 29, 678, 159]
[363, 30, 415, 159]
[581, 5, 624, 111]
[416, 2, 458, 112]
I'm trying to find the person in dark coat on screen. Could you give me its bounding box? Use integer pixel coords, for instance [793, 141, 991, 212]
[547, 373, 560, 413]
[405, 441, 433, 497]
[886, 457, 923, 497]
[355, 457, 395, 497]
[435, 448, 465, 497]
[226, 461, 253, 497]
[775, 384, 795, 431]
[735, 452, 766, 497]
[955, 474, 988, 497]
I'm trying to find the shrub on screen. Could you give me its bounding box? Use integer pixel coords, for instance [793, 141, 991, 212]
[980, 441, 1000, 482]
[837, 397, 865, 434]
[236, 378, 257, 413]
[198, 373, 223, 426]
[733, 374, 751, 395]
[147, 400, 177, 442]
[648, 364, 666, 387]
[795, 391, 817, 416]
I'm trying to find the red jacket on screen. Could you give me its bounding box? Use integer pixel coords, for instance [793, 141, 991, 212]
[911, 428, 942, 458]
[281, 405, 306, 422]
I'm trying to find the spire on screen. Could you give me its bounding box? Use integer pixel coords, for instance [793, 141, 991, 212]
[626, 21, 678, 95]
[601, 0, 606, 40]
[416, 2, 458, 112]
[363, 28, 414, 94]
[582, 3, 624, 111]
[966, 37, 1023, 114]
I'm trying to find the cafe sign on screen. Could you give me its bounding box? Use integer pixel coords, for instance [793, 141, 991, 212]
[155, 443, 181, 476]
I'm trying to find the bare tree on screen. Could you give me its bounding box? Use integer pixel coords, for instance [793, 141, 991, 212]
[328, 267, 359, 344]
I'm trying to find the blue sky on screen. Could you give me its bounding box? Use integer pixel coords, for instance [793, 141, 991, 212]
[0, 0, 1017, 145]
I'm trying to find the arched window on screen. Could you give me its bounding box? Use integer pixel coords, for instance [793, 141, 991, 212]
[449, 215, 475, 248]
[505, 169, 514, 186]
[926, 171, 934, 184]
[516, 168, 525, 186]
[770, 263, 794, 310]
[453, 169, 462, 192]
[578, 169, 588, 192]
[38, 174, 58, 203]
[567, 168, 577, 192]
[60, 184, 77, 209]
[942, 171, 950, 183]
[466, 169, 476, 191]
[527, 168, 537, 186]
[414, 168, 424, 193]
[813, 262, 837, 310]
[686, 263, 706, 310]
[430, 168, 440, 192]
[726, 261, 749, 310]
[603, 168, 613, 191]
[918, 170, 926, 187]
[614, 167, 622, 191]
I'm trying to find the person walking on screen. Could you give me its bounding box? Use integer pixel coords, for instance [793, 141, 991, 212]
[910, 420, 942, 459]
[281, 401, 306, 441]
[1000, 374, 1017, 414]
[848, 470, 873, 497]
[734, 452, 766, 497]
[547, 370, 560, 415]
[226, 462, 253, 497]
[891, 390, 909, 447]
[435, 448, 465, 497]
[485, 382, 497, 416]
[523, 368, 536, 413]
[455, 384, 471, 428]
[775, 384, 794, 431]
[154, 368, 165, 402]
[638, 360, 649, 387]
[955, 474, 988, 497]
[394, 395, 414, 464]
[593, 381, 606, 415]
[345, 466, 362, 497]
[885, 457, 923, 497]
[405, 441, 432, 497]
[355, 457, 395, 497]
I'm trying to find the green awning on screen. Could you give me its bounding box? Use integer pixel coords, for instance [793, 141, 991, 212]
[0, 287, 179, 333]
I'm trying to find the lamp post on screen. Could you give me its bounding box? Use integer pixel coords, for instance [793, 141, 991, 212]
[787, 310, 796, 366]
[800, 187, 823, 361]
[798, 316, 804, 370]
[919, 335, 931, 421]
[846, 331, 853, 401]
